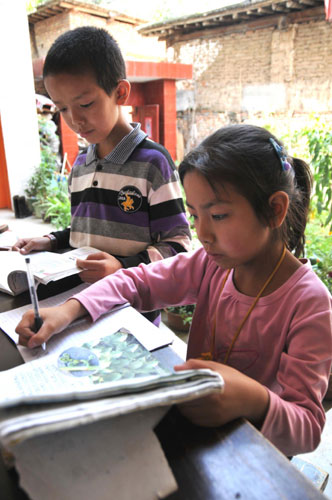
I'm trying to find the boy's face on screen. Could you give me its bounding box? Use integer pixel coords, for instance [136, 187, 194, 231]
[44, 71, 130, 155]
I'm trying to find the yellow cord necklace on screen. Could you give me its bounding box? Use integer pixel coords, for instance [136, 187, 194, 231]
[199, 245, 287, 364]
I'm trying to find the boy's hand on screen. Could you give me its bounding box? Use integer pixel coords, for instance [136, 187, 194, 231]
[76, 252, 123, 283]
[15, 299, 87, 349]
[174, 359, 269, 428]
[12, 237, 52, 254]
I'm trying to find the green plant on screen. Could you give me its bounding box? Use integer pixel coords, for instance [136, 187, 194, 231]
[304, 210, 332, 294]
[295, 117, 332, 230]
[25, 117, 70, 229]
[40, 175, 71, 229]
[26, 151, 71, 229]
[181, 185, 201, 250]
[25, 147, 57, 201]
[166, 304, 196, 326]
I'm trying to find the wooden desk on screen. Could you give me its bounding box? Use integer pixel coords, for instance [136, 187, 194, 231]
[0, 282, 326, 500]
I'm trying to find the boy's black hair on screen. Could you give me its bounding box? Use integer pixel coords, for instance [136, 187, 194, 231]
[43, 26, 126, 95]
[179, 124, 313, 257]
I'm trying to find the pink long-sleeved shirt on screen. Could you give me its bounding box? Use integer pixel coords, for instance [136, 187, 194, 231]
[73, 247, 332, 456]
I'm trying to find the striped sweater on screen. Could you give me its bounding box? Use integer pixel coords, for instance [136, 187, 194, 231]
[51, 123, 191, 269]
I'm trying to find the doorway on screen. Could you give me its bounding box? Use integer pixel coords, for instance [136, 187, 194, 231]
[132, 104, 159, 143]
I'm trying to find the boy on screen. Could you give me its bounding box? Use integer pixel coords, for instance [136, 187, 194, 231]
[14, 27, 191, 301]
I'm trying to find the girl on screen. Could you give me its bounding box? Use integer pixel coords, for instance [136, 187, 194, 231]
[16, 124, 332, 457]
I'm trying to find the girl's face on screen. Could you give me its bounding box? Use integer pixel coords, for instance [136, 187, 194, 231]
[183, 170, 272, 269]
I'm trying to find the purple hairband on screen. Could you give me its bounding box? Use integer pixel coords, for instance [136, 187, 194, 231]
[269, 138, 292, 172]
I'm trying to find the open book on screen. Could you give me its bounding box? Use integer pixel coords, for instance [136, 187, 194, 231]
[0, 246, 99, 296]
[0, 317, 223, 448]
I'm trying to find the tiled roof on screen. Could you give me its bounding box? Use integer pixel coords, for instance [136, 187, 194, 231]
[28, 0, 145, 25]
[139, 0, 324, 39]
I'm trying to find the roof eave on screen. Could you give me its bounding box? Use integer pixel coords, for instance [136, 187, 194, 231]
[139, 0, 324, 37]
[28, 0, 147, 25]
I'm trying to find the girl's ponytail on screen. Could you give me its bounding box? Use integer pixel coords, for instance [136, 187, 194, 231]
[284, 157, 312, 257]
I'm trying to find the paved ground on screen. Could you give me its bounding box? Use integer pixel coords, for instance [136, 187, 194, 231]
[1, 208, 331, 497]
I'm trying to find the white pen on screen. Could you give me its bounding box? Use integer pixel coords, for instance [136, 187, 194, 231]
[25, 257, 46, 350]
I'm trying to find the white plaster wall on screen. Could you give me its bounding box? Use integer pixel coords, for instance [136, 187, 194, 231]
[0, 0, 40, 203]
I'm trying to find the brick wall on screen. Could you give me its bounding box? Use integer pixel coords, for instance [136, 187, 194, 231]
[30, 11, 166, 62]
[31, 12, 71, 59]
[170, 14, 332, 149]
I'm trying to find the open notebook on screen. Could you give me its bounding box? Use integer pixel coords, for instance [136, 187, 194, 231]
[0, 246, 99, 295]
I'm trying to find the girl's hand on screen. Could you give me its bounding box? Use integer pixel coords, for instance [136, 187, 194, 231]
[174, 358, 269, 428]
[77, 252, 123, 283]
[12, 237, 53, 254]
[15, 299, 87, 349]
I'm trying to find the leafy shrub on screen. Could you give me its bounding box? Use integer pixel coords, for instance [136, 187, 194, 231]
[34, 175, 71, 230]
[166, 304, 196, 326]
[296, 118, 332, 230]
[25, 119, 71, 230]
[25, 147, 57, 202]
[305, 211, 332, 294]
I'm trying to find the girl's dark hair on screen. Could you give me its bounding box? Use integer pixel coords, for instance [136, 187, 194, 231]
[43, 26, 126, 95]
[179, 124, 312, 257]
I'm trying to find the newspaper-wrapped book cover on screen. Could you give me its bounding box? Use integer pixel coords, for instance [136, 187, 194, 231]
[0, 327, 223, 448]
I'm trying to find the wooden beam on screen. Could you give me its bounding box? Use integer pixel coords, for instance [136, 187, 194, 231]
[59, 1, 110, 18]
[233, 12, 250, 20]
[257, 6, 274, 14]
[246, 9, 258, 16]
[30, 14, 45, 21]
[271, 3, 288, 11]
[286, 1, 302, 8]
[202, 20, 219, 26]
[298, 0, 316, 5]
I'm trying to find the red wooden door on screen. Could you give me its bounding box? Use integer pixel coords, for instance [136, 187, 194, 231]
[0, 115, 11, 208]
[132, 104, 159, 143]
[59, 114, 78, 169]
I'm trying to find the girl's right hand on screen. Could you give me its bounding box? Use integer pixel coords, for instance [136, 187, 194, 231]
[15, 299, 87, 349]
[12, 236, 52, 254]
[174, 358, 269, 428]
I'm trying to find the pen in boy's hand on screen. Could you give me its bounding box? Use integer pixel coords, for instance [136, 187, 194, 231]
[25, 257, 46, 351]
